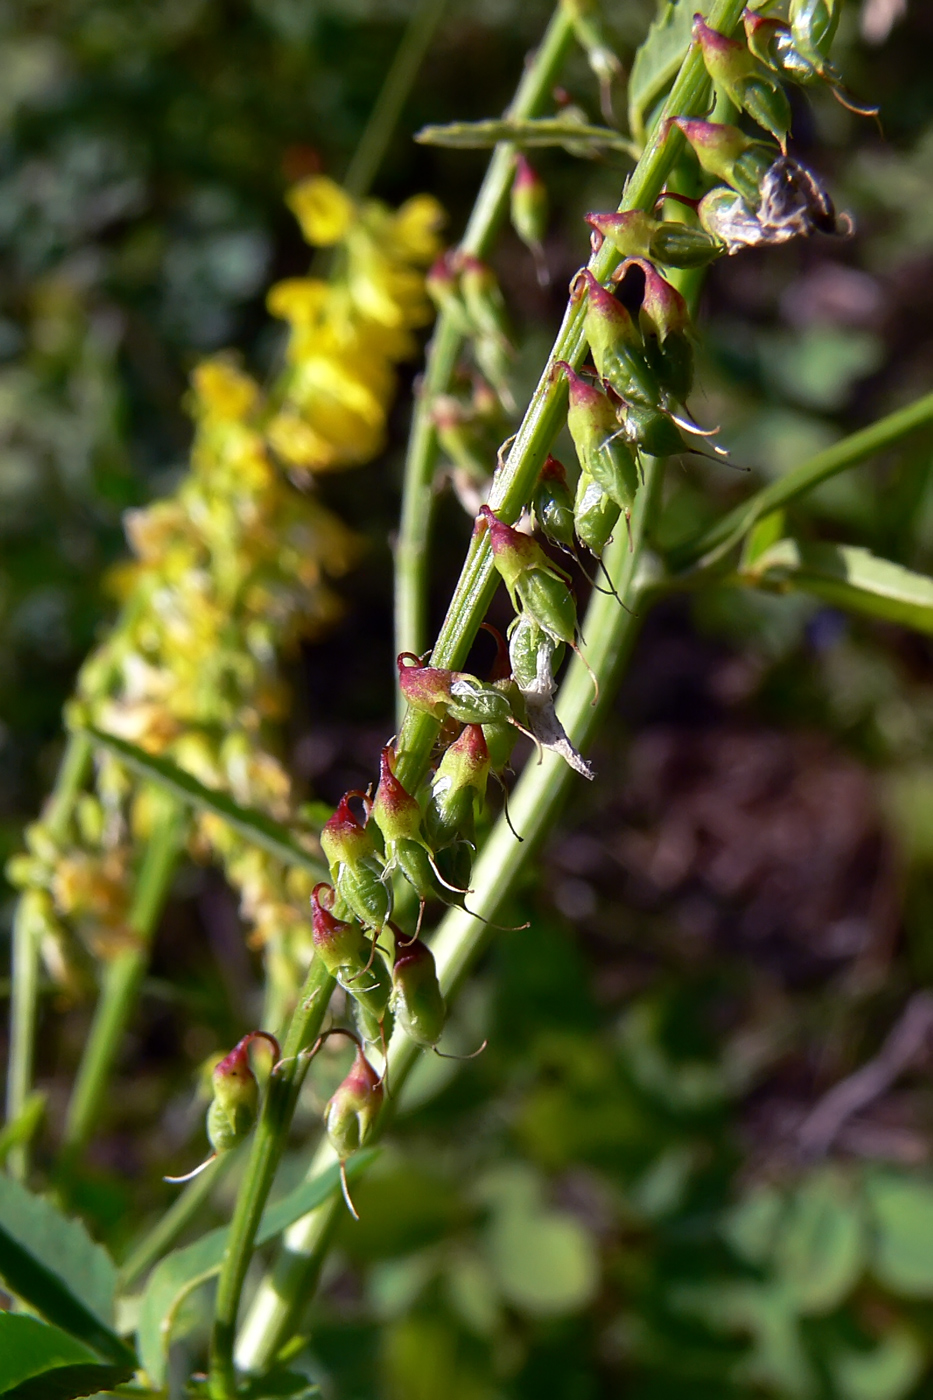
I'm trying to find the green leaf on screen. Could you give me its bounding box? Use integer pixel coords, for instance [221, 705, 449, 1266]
[865, 1171, 933, 1297]
[741, 540, 933, 634]
[0, 1313, 134, 1400]
[481, 1165, 598, 1318]
[772, 1169, 865, 1314]
[628, 0, 713, 143]
[415, 116, 638, 157]
[81, 727, 328, 880]
[0, 1175, 133, 1365]
[831, 1328, 924, 1400]
[136, 1150, 378, 1385]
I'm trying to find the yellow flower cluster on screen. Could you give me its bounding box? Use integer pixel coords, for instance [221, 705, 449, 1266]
[9, 177, 444, 1004]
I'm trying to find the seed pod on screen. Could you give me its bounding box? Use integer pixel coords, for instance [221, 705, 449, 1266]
[426, 724, 490, 850]
[432, 839, 475, 896]
[532, 455, 577, 550]
[692, 14, 792, 150]
[391, 935, 447, 1050]
[426, 252, 471, 335]
[632, 259, 694, 400]
[573, 471, 621, 557]
[744, 8, 876, 117]
[372, 745, 454, 909]
[320, 793, 392, 931]
[511, 155, 549, 286]
[790, 0, 840, 65]
[206, 1031, 279, 1156]
[573, 269, 659, 408]
[557, 361, 638, 522]
[672, 118, 775, 208]
[397, 653, 517, 728]
[479, 505, 578, 650]
[310, 883, 391, 1030]
[458, 255, 515, 408]
[323, 1043, 384, 1159]
[586, 209, 721, 270]
[698, 187, 770, 254]
[509, 614, 563, 691]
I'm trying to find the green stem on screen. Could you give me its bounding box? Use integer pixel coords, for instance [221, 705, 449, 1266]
[235, 461, 665, 1374]
[394, 0, 746, 795]
[343, 0, 450, 201]
[394, 5, 578, 692]
[208, 959, 336, 1400]
[60, 795, 185, 1165]
[117, 1152, 233, 1293]
[669, 390, 933, 574]
[6, 732, 93, 1181]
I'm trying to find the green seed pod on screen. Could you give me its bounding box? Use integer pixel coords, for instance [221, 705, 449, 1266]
[372, 745, 454, 906]
[392, 935, 447, 1050]
[745, 9, 879, 118]
[574, 269, 659, 408]
[509, 614, 564, 691]
[692, 14, 792, 149]
[633, 259, 695, 402]
[397, 653, 516, 730]
[458, 255, 515, 407]
[789, 0, 840, 65]
[558, 361, 639, 519]
[310, 883, 391, 1028]
[480, 505, 579, 649]
[323, 1044, 384, 1159]
[433, 839, 474, 896]
[621, 399, 689, 458]
[672, 118, 776, 208]
[320, 794, 392, 931]
[532, 455, 577, 550]
[586, 209, 721, 270]
[426, 724, 490, 850]
[573, 471, 621, 557]
[511, 154, 549, 285]
[426, 252, 472, 335]
[206, 1031, 279, 1156]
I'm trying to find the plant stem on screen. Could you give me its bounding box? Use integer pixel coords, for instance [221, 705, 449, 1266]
[394, 0, 746, 796]
[343, 0, 450, 201]
[669, 390, 933, 574]
[6, 732, 93, 1181]
[208, 959, 335, 1400]
[60, 794, 186, 1165]
[394, 5, 577, 692]
[235, 461, 666, 1373]
[118, 1152, 233, 1292]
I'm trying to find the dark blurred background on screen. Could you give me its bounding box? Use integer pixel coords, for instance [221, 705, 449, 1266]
[6, 1, 933, 1396]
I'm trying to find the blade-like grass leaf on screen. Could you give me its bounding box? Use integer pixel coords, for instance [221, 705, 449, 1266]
[82, 727, 327, 880]
[742, 540, 933, 634]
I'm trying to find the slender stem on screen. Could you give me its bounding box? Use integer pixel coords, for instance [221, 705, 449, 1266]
[669, 390, 933, 574]
[118, 1152, 233, 1292]
[394, 5, 578, 692]
[60, 795, 186, 1164]
[6, 732, 93, 1181]
[208, 959, 335, 1400]
[394, 0, 746, 795]
[343, 0, 450, 201]
[235, 462, 666, 1373]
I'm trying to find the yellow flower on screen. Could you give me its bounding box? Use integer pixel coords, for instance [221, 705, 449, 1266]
[266, 278, 330, 326]
[287, 176, 355, 246]
[191, 359, 259, 423]
[387, 194, 446, 263]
